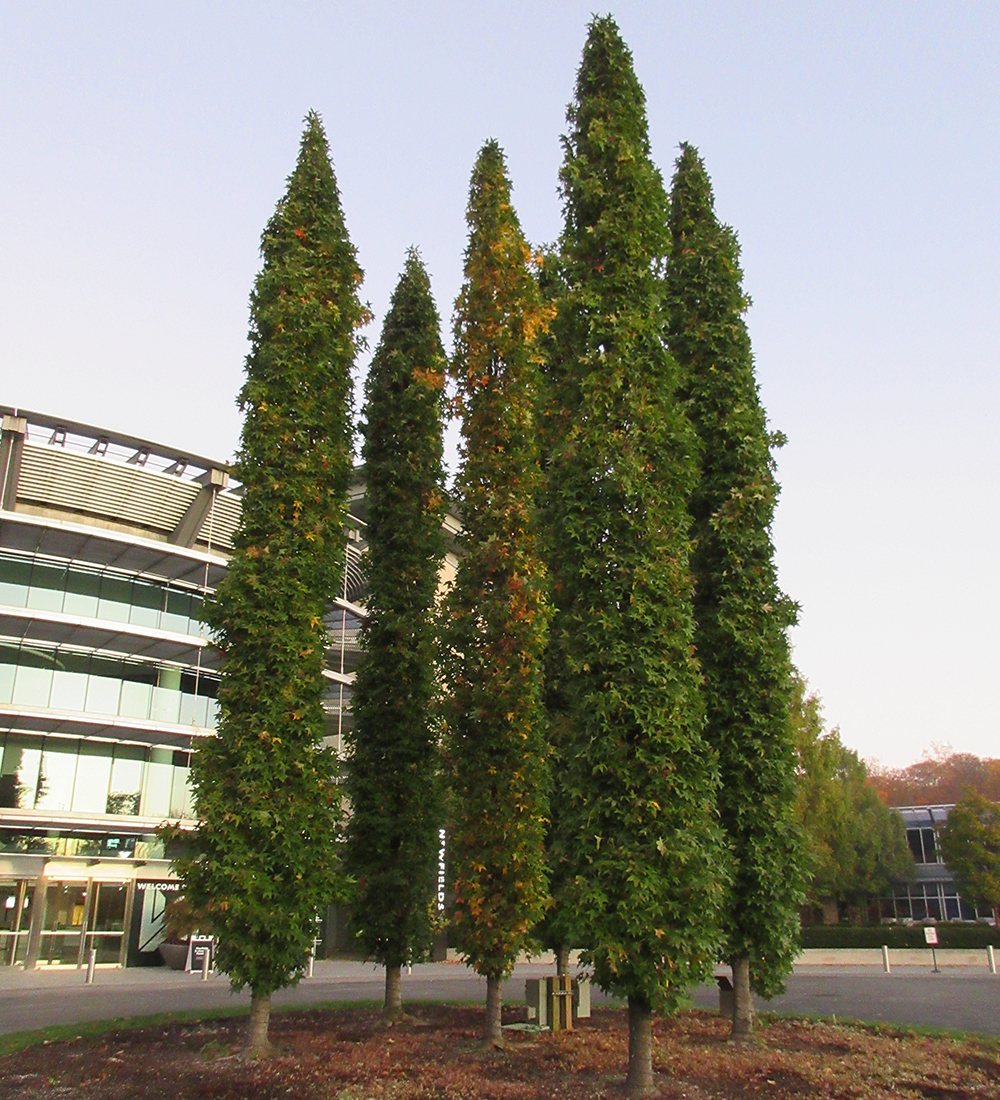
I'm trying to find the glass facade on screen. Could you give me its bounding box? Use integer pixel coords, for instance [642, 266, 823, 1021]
[0, 643, 219, 728]
[0, 734, 194, 819]
[0, 415, 370, 968]
[0, 553, 205, 636]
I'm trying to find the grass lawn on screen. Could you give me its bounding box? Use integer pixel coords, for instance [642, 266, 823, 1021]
[1, 1004, 998, 1098]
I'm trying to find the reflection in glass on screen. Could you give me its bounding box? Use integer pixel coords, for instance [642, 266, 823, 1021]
[34, 740, 80, 812]
[107, 747, 144, 816]
[0, 736, 42, 809]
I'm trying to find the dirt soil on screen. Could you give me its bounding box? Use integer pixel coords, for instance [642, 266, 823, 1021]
[2, 1005, 999, 1099]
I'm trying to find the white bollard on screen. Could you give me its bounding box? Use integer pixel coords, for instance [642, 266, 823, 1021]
[307, 953, 314, 979]
[201, 947, 210, 981]
[988, 945, 996, 975]
[881, 945, 891, 974]
[85, 947, 96, 985]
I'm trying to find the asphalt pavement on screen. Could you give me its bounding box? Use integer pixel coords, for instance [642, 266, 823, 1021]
[1, 959, 998, 1038]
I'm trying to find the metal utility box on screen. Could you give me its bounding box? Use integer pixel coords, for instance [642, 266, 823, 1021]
[525, 975, 591, 1028]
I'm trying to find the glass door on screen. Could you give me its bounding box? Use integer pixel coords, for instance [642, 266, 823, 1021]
[85, 882, 128, 964]
[39, 882, 87, 965]
[0, 881, 31, 966]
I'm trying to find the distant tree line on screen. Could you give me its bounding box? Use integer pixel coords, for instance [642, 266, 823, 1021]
[869, 751, 1000, 807]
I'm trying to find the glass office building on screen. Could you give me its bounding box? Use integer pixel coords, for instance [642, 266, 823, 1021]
[877, 805, 994, 923]
[0, 407, 373, 967]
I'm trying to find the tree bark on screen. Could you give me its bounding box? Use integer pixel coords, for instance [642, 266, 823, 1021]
[730, 953, 754, 1042]
[383, 964, 403, 1022]
[556, 945, 571, 976]
[484, 973, 503, 1045]
[246, 989, 271, 1057]
[625, 996, 654, 1097]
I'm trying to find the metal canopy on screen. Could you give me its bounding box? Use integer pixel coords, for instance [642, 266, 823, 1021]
[0, 607, 219, 669]
[0, 705, 214, 750]
[0, 510, 228, 589]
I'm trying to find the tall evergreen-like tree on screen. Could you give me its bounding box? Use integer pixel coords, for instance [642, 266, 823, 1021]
[542, 19, 725, 1094]
[346, 250, 446, 1021]
[666, 144, 805, 1041]
[443, 141, 552, 1045]
[177, 112, 369, 1055]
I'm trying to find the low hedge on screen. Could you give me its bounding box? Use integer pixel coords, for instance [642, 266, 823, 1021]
[800, 924, 1000, 949]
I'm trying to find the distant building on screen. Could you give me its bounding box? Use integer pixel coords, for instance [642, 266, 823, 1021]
[878, 805, 994, 922]
[0, 407, 376, 968]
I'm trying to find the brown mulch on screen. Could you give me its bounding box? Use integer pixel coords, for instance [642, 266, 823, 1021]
[1, 1005, 999, 1099]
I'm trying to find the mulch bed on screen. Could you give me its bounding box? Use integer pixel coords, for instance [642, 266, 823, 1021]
[2, 1005, 998, 1098]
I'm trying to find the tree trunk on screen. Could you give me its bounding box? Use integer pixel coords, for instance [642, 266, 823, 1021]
[246, 989, 271, 1057]
[484, 973, 503, 1045]
[556, 945, 571, 976]
[730, 953, 754, 1042]
[625, 996, 654, 1097]
[384, 964, 402, 1022]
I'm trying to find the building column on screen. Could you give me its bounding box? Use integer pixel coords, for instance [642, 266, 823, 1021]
[22, 874, 47, 971]
[0, 413, 27, 510]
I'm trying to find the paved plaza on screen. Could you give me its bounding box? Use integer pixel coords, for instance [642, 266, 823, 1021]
[1, 958, 999, 1039]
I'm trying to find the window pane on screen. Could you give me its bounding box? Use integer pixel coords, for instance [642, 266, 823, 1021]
[0, 735, 42, 809]
[90, 883, 127, 931]
[129, 581, 163, 629]
[12, 650, 53, 708]
[0, 556, 31, 608]
[907, 829, 924, 863]
[151, 685, 181, 725]
[0, 646, 16, 704]
[107, 746, 144, 816]
[62, 568, 101, 618]
[26, 561, 66, 613]
[97, 575, 132, 623]
[49, 651, 90, 712]
[119, 679, 152, 721]
[169, 752, 194, 818]
[922, 828, 937, 863]
[34, 740, 80, 811]
[71, 742, 112, 814]
[84, 673, 121, 716]
[142, 748, 173, 817]
[163, 589, 198, 635]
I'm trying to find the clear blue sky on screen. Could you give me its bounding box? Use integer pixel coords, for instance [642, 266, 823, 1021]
[2, 2, 998, 768]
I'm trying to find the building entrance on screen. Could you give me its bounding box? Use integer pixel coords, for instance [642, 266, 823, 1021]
[33, 878, 132, 967]
[0, 879, 32, 964]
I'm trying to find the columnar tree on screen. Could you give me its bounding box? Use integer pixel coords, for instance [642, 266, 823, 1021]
[178, 112, 369, 1055]
[442, 140, 552, 1045]
[346, 250, 446, 1021]
[542, 18, 725, 1095]
[666, 143, 806, 1041]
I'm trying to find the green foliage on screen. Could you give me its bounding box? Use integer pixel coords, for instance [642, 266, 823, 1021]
[442, 140, 552, 980]
[177, 112, 368, 997]
[665, 143, 806, 1000]
[541, 16, 725, 1015]
[346, 250, 447, 970]
[938, 792, 1000, 919]
[792, 675, 912, 905]
[800, 923, 1000, 948]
